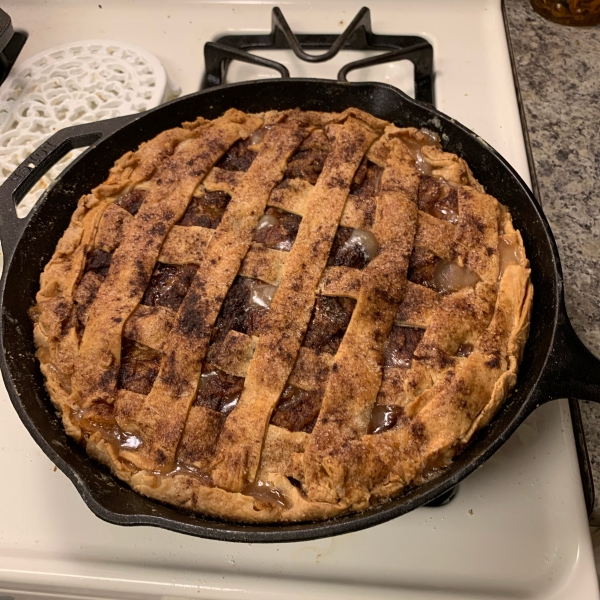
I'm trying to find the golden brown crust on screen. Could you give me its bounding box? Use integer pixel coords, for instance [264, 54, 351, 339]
[73, 110, 261, 408]
[125, 118, 309, 470]
[207, 331, 256, 378]
[211, 116, 378, 492]
[157, 225, 213, 265]
[239, 243, 288, 285]
[33, 107, 533, 524]
[304, 132, 419, 503]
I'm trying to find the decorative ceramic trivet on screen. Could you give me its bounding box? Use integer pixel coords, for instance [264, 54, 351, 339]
[0, 40, 180, 217]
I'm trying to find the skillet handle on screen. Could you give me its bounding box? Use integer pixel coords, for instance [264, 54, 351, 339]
[0, 114, 137, 259]
[537, 304, 600, 403]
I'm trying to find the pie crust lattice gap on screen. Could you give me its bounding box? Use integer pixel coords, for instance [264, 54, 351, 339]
[32, 107, 533, 523]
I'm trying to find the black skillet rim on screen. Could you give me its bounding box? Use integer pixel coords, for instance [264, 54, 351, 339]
[0, 78, 561, 543]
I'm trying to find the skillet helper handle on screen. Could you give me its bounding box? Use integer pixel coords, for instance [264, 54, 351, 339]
[539, 306, 600, 403]
[0, 115, 136, 258]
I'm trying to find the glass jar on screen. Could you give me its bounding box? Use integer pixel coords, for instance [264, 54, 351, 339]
[530, 0, 600, 26]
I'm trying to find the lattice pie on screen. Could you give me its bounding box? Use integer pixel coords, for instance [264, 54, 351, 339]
[32, 108, 532, 522]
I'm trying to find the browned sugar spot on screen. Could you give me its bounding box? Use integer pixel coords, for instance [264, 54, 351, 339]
[418, 176, 459, 223]
[368, 404, 405, 434]
[211, 277, 250, 343]
[284, 131, 331, 184]
[285, 150, 327, 185]
[350, 159, 382, 198]
[328, 226, 369, 270]
[85, 401, 116, 425]
[384, 325, 425, 368]
[177, 406, 225, 467]
[303, 295, 356, 355]
[177, 289, 208, 340]
[247, 305, 269, 337]
[411, 420, 427, 442]
[456, 342, 474, 357]
[270, 384, 324, 433]
[211, 277, 268, 344]
[467, 213, 486, 235]
[141, 263, 198, 311]
[407, 247, 440, 289]
[178, 190, 232, 229]
[216, 138, 257, 172]
[253, 207, 301, 250]
[486, 356, 501, 369]
[157, 351, 189, 399]
[85, 249, 113, 280]
[117, 339, 161, 395]
[73, 271, 103, 334]
[193, 368, 244, 414]
[115, 188, 147, 215]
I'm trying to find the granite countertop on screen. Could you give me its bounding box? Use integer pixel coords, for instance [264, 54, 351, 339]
[504, 0, 600, 523]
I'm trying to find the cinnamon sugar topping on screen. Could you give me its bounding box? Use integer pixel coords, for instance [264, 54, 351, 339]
[33, 108, 532, 524]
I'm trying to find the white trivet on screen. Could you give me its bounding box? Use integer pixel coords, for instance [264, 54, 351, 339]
[0, 40, 180, 216]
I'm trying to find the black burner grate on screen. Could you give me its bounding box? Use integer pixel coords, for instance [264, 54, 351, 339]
[201, 6, 435, 105]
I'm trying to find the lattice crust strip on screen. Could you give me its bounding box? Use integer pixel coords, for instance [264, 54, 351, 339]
[239, 243, 288, 285]
[211, 117, 379, 492]
[304, 130, 420, 503]
[34, 116, 213, 431]
[32, 107, 533, 523]
[205, 166, 377, 233]
[72, 110, 263, 408]
[123, 119, 311, 470]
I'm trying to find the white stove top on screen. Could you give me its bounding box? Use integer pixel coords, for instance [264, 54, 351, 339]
[1, 1, 598, 599]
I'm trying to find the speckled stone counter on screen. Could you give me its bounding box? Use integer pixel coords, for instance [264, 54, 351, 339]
[504, 0, 600, 523]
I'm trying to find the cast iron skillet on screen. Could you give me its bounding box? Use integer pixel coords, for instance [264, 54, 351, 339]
[1, 79, 600, 543]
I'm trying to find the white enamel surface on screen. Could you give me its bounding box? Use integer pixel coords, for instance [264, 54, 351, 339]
[0, 389, 594, 600]
[1, 0, 597, 598]
[5, 0, 529, 182]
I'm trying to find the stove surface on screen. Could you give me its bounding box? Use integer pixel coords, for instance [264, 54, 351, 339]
[1, 1, 597, 599]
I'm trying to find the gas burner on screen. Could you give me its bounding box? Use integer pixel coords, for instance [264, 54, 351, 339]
[201, 6, 435, 105]
[0, 8, 27, 86]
